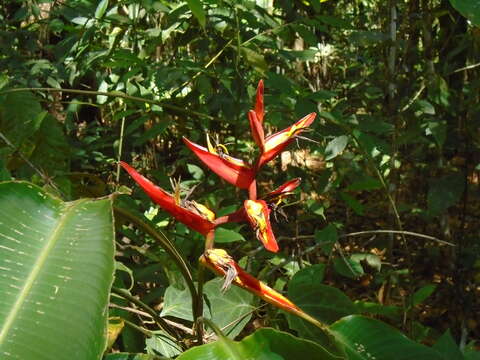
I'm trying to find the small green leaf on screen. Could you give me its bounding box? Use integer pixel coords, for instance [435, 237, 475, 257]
[214, 227, 245, 243]
[426, 120, 447, 147]
[346, 176, 382, 191]
[95, 0, 109, 19]
[240, 46, 268, 74]
[325, 135, 348, 160]
[414, 99, 435, 115]
[186, 163, 204, 180]
[161, 284, 193, 321]
[145, 331, 182, 358]
[350, 253, 382, 272]
[186, 0, 206, 28]
[133, 122, 171, 147]
[314, 224, 337, 255]
[340, 192, 364, 215]
[411, 284, 437, 307]
[333, 257, 364, 279]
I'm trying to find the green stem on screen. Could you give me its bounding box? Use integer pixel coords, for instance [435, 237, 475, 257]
[113, 206, 200, 323]
[195, 265, 205, 344]
[111, 286, 178, 339]
[122, 318, 154, 337]
[116, 114, 126, 188]
[0, 87, 214, 120]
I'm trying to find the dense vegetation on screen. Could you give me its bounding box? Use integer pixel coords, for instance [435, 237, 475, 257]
[0, 0, 479, 359]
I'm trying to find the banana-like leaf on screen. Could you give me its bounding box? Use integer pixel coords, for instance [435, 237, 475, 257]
[177, 328, 340, 360]
[0, 182, 115, 359]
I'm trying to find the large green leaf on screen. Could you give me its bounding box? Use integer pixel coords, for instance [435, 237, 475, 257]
[288, 267, 358, 324]
[449, 0, 480, 26]
[0, 182, 115, 360]
[330, 315, 443, 360]
[203, 278, 254, 339]
[104, 354, 168, 360]
[177, 328, 340, 360]
[0, 92, 44, 148]
[161, 278, 254, 339]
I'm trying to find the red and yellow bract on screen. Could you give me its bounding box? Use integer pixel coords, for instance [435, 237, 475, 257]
[200, 248, 300, 314]
[120, 161, 215, 235]
[244, 199, 278, 252]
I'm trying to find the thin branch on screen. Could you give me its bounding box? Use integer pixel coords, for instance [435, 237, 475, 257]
[0, 88, 214, 120]
[450, 62, 480, 74]
[111, 287, 179, 340]
[342, 230, 454, 246]
[0, 131, 63, 195]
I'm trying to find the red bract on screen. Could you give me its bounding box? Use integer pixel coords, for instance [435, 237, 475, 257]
[248, 110, 265, 151]
[244, 199, 278, 252]
[200, 249, 300, 314]
[254, 79, 264, 123]
[120, 161, 215, 235]
[257, 112, 316, 169]
[183, 137, 255, 190]
[265, 178, 301, 201]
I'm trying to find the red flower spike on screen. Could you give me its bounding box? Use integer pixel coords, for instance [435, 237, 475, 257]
[183, 137, 255, 190]
[200, 249, 300, 313]
[120, 161, 215, 235]
[244, 199, 278, 252]
[255, 80, 265, 123]
[264, 178, 301, 201]
[257, 112, 316, 169]
[248, 110, 265, 152]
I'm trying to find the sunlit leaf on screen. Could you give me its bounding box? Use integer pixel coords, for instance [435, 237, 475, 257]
[325, 135, 348, 160]
[177, 328, 339, 360]
[186, 0, 206, 28]
[0, 182, 114, 359]
[330, 315, 443, 360]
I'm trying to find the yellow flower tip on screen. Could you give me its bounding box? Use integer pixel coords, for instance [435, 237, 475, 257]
[190, 201, 216, 222]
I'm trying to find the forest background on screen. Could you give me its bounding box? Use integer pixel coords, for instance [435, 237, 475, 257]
[0, 0, 479, 359]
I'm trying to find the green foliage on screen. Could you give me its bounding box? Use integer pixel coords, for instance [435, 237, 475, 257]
[0, 0, 478, 358]
[449, 0, 480, 25]
[177, 328, 335, 360]
[329, 316, 443, 360]
[0, 182, 114, 359]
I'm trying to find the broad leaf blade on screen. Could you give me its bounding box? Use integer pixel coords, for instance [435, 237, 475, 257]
[288, 267, 358, 324]
[330, 315, 443, 360]
[449, 0, 480, 26]
[177, 328, 339, 360]
[161, 278, 254, 339]
[0, 182, 115, 360]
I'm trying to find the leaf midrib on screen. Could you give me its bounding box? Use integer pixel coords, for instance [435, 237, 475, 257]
[0, 198, 87, 345]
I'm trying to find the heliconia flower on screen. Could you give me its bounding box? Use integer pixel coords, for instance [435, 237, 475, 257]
[183, 137, 255, 190]
[254, 79, 264, 123]
[248, 110, 265, 151]
[257, 112, 316, 169]
[244, 199, 278, 252]
[265, 178, 302, 199]
[120, 161, 215, 235]
[200, 248, 300, 314]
